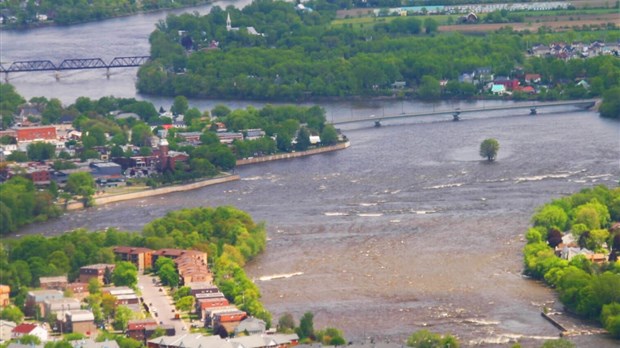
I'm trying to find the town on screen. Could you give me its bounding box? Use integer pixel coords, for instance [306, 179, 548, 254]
[0, 245, 300, 348]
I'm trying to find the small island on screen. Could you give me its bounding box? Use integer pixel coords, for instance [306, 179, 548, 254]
[523, 185, 620, 338]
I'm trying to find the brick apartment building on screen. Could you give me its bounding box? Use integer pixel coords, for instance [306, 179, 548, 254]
[16, 126, 57, 142]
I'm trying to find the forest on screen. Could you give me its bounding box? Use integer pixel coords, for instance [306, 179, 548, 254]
[136, 0, 620, 108]
[523, 185, 620, 337]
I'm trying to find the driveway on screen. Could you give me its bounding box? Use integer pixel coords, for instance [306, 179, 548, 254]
[138, 274, 187, 334]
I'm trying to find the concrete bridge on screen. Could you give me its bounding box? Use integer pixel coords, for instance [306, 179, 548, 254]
[333, 99, 597, 127]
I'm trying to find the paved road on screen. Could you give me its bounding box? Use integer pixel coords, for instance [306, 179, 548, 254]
[138, 274, 186, 334]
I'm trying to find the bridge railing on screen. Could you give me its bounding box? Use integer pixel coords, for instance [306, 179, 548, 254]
[0, 56, 150, 73]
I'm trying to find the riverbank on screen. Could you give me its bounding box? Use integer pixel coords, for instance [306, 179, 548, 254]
[0, 0, 212, 31]
[236, 141, 350, 166]
[66, 174, 240, 210]
[65, 141, 350, 210]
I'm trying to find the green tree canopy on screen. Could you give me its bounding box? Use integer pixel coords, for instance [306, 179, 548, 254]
[66, 172, 96, 207]
[111, 262, 138, 289]
[479, 138, 500, 162]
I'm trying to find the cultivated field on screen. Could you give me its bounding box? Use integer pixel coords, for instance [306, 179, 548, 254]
[439, 13, 619, 33]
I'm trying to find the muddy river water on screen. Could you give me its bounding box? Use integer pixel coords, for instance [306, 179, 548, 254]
[3, 2, 620, 345]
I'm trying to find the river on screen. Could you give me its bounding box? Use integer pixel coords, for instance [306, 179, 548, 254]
[3, 3, 620, 347]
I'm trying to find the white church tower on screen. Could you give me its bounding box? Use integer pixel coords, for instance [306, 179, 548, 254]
[226, 13, 232, 31]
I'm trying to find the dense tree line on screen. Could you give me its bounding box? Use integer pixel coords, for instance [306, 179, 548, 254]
[0, 176, 61, 234]
[523, 185, 620, 338]
[137, 0, 620, 103]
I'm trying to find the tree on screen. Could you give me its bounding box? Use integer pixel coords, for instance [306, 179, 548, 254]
[27, 142, 56, 161]
[0, 305, 24, 323]
[277, 313, 295, 332]
[599, 87, 620, 119]
[158, 263, 179, 288]
[171, 96, 189, 116]
[18, 334, 41, 345]
[130, 123, 153, 147]
[113, 305, 133, 331]
[320, 125, 338, 146]
[295, 127, 311, 151]
[541, 339, 575, 348]
[111, 262, 138, 289]
[418, 76, 441, 99]
[66, 172, 96, 207]
[296, 312, 314, 339]
[175, 295, 195, 312]
[479, 138, 500, 162]
[406, 329, 459, 348]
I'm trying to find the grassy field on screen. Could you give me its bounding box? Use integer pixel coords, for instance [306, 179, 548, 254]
[332, 6, 619, 32]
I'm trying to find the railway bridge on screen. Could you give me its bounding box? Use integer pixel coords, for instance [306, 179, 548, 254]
[1, 56, 150, 81]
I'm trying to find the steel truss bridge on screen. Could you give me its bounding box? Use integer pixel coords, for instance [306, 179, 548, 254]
[1, 56, 150, 80]
[332, 99, 597, 127]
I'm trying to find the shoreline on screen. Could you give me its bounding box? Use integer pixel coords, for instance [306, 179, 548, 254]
[65, 174, 240, 210]
[65, 141, 350, 210]
[236, 141, 350, 166]
[0, 1, 213, 31]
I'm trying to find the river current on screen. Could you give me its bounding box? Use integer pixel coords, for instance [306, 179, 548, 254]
[3, 3, 620, 346]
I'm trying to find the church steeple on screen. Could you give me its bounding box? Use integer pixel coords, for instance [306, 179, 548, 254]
[226, 13, 232, 31]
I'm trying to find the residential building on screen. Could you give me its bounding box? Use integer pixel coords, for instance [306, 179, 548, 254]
[213, 310, 248, 334]
[216, 132, 243, 144]
[234, 317, 266, 336]
[152, 249, 207, 267]
[12, 323, 48, 342]
[176, 132, 202, 143]
[39, 276, 68, 291]
[244, 129, 266, 141]
[126, 319, 158, 343]
[16, 126, 57, 142]
[0, 320, 16, 342]
[42, 298, 81, 318]
[113, 246, 153, 272]
[0, 285, 10, 307]
[102, 287, 140, 311]
[127, 319, 175, 344]
[65, 283, 89, 300]
[65, 310, 96, 336]
[78, 264, 115, 284]
[493, 77, 519, 90]
[196, 297, 229, 318]
[491, 84, 507, 95]
[71, 339, 120, 348]
[147, 333, 299, 348]
[186, 283, 218, 296]
[25, 290, 63, 317]
[524, 73, 542, 84]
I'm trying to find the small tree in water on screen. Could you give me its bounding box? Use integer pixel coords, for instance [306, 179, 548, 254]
[480, 138, 500, 162]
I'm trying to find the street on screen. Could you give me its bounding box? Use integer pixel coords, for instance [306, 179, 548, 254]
[138, 274, 187, 334]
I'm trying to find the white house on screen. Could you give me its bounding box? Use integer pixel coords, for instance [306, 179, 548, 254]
[11, 323, 48, 342]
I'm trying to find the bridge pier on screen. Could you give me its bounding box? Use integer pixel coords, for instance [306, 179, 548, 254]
[530, 107, 537, 115]
[374, 121, 382, 128]
[106, 68, 111, 79]
[4, 72, 8, 83]
[452, 112, 461, 121]
[55, 71, 60, 81]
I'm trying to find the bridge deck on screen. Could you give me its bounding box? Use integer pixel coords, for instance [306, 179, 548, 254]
[333, 100, 596, 125]
[0, 56, 150, 73]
